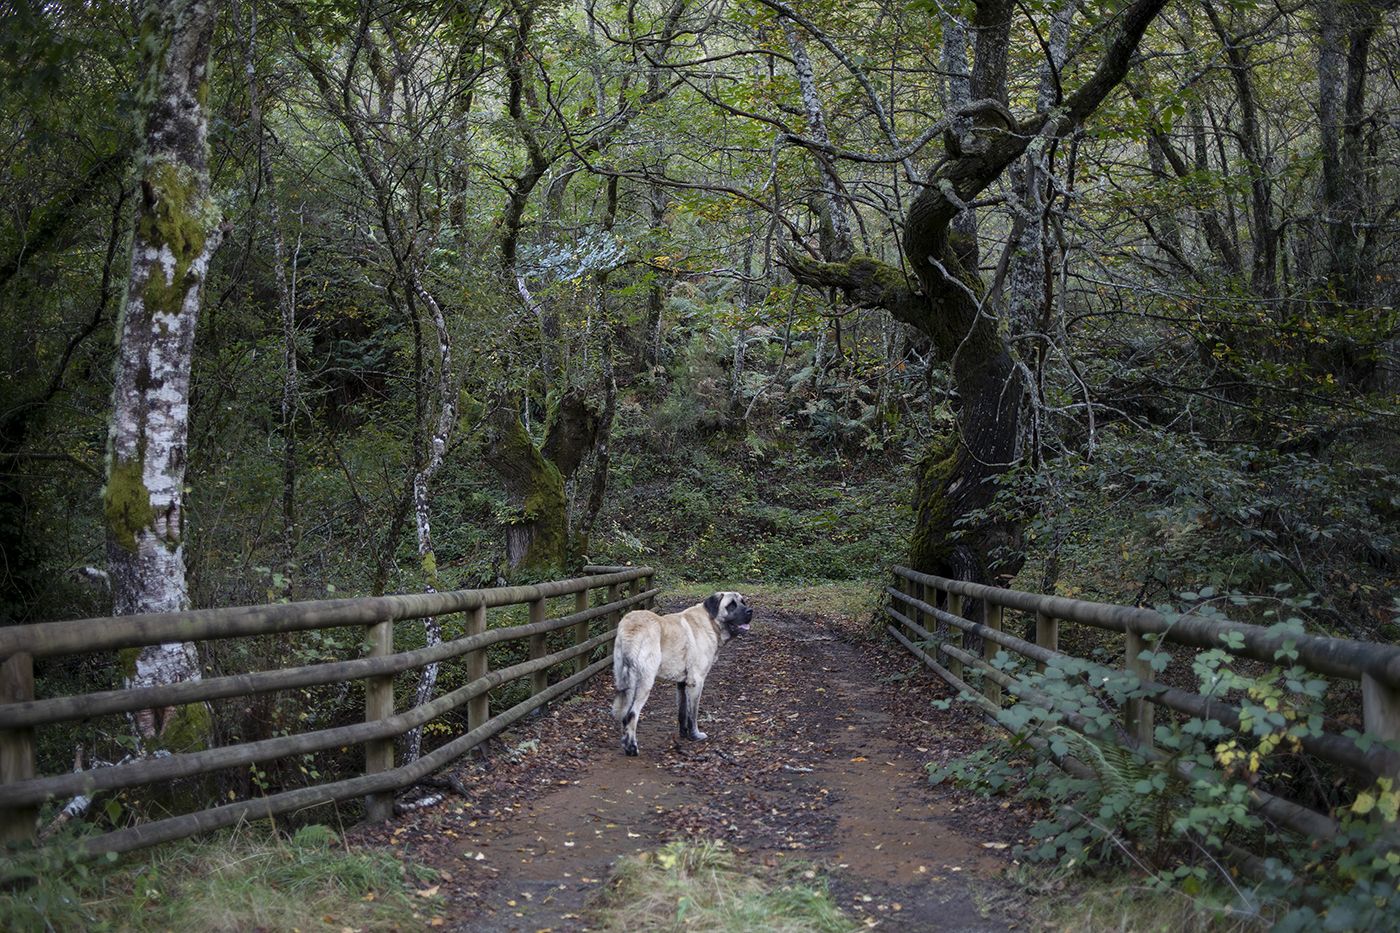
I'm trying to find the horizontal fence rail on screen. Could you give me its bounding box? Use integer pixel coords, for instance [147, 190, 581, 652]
[0, 567, 657, 854]
[885, 566, 1400, 867]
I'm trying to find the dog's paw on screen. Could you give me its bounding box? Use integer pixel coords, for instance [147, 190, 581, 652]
[623, 736, 639, 756]
[688, 730, 707, 741]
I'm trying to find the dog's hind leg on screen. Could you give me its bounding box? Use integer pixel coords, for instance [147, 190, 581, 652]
[676, 683, 692, 738]
[620, 670, 655, 757]
[612, 655, 636, 727]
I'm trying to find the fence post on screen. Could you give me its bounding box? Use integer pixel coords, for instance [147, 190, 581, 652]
[628, 574, 643, 605]
[573, 587, 591, 675]
[466, 602, 489, 735]
[1124, 628, 1154, 748]
[607, 582, 623, 626]
[946, 592, 964, 680]
[529, 596, 548, 697]
[642, 573, 655, 608]
[1362, 674, 1400, 781]
[1035, 611, 1057, 673]
[363, 617, 395, 822]
[982, 602, 1003, 707]
[0, 651, 36, 843]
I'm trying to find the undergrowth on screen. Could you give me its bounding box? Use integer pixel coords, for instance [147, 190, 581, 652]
[926, 592, 1400, 931]
[0, 822, 442, 932]
[1024, 871, 1263, 933]
[589, 839, 856, 932]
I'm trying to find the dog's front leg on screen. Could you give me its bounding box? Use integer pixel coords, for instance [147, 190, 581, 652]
[684, 677, 707, 741]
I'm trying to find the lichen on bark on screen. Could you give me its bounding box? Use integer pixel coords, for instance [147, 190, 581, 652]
[104, 456, 156, 553]
[137, 160, 213, 319]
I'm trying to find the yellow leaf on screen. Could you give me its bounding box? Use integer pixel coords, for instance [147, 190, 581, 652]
[657, 852, 678, 869]
[416, 885, 440, 899]
[1352, 792, 1376, 815]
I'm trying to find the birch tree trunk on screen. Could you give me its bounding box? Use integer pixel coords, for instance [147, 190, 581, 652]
[404, 279, 457, 764]
[781, 16, 852, 261]
[104, 0, 223, 744]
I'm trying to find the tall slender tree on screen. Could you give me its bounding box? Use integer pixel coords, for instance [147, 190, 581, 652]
[104, 0, 224, 743]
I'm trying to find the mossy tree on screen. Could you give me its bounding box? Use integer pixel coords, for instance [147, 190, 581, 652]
[485, 389, 600, 578]
[782, 0, 1169, 584]
[102, 0, 225, 746]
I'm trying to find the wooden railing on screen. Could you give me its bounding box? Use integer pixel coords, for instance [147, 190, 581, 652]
[0, 567, 656, 855]
[886, 566, 1400, 854]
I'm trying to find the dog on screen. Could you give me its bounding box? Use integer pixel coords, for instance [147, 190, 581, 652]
[611, 592, 753, 756]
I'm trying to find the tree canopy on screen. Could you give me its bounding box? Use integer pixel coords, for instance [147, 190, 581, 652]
[0, 0, 1395, 639]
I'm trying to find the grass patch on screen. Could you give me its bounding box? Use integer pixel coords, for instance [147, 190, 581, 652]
[1028, 873, 1265, 932]
[663, 580, 880, 625]
[590, 839, 857, 932]
[0, 822, 443, 932]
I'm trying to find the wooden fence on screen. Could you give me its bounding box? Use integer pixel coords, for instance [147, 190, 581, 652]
[0, 566, 656, 855]
[886, 566, 1400, 857]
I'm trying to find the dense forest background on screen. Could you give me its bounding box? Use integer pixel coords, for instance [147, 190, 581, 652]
[1, 0, 1396, 647]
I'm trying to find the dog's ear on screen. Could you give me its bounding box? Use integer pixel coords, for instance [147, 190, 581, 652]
[703, 593, 722, 619]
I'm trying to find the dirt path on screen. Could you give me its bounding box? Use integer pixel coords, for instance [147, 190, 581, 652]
[361, 599, 1031, 931]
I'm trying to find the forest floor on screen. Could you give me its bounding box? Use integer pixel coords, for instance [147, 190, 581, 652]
[354, 589, 1037, 931]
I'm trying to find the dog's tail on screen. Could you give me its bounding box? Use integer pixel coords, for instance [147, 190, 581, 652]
[612, 652, 638, 727]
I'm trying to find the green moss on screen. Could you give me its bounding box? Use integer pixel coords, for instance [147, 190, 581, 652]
[420, 549, 438, 586]
[909, 435, 959, 574]
[849, 253, 910, 294]
[498, 416, 569, 576]
[117, 646, 140, 681]
[104, 456, 155, 553]
[158, 702, 211, 753]
[138, 160, 213, 318]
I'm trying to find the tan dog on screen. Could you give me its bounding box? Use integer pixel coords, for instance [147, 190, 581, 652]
[611, 592, 753, 756]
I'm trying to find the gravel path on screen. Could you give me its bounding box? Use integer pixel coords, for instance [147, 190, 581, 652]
[357, 596, 1033, 931]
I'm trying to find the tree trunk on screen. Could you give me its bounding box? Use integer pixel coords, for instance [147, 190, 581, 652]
[581, 286, 617, 555]
[785, 0, 1169, 585]
[240, 0, 299, 592]
[404, 280, 457, 764]
[1318, 2, 1381, 306]
[487, 388, 598, 577]
[1003, 0, 1073, 465]
[105, 0, 223, 745]
[781, 15, 852, 261]
[1203, 1, 1277, 298]
[645, 181, 668, 368]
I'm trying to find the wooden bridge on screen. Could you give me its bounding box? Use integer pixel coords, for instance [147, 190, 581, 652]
[0, 566, 655, 852]
[886, 568, 1400, 874]
[1, 566, 1398, 927]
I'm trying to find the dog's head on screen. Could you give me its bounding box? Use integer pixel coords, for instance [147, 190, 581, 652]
[703, 591, 753, 640]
